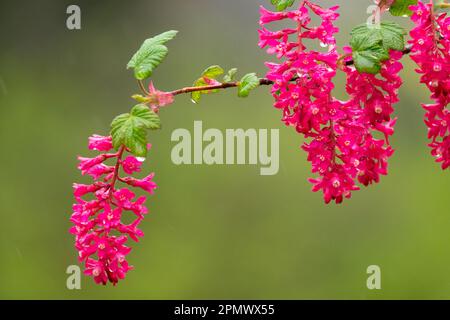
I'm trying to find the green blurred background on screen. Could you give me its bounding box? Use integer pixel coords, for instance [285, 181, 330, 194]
[0, 0, 449, 299]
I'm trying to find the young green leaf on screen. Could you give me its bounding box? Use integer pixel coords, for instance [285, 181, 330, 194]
[223, 68, 238, 82]
[238, 73, 260, 98]
[270, 0, 296, 11]
[202, 65, 224, 78]
[131, 94, 151, 103]
[352, 45, 390, 74]
[191, 78, 210, 104]
[190, 65, 224, 103]
[350, 21, 406, 74]
[389, 0, 418, 17]
[127, 30, 178, 80]
[111, 104, 160, 157]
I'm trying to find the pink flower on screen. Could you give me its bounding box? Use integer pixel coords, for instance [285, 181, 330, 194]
[122, 173, 157, 194]
[85, 258, 108, 285]
[88, 135, 113, 151]
[84, 163, 114, 179]
[259, 6, 289, 24]
[121, 156, 143, 174]
[73, 183, 105, 198]
[71, 133, 157, 285]
[117, 217, 145, 242]
[77, 154, 116, 174]
[130, 196, 148, 217]
[148, 81, 174, 112]
[113, 188, 135, 208]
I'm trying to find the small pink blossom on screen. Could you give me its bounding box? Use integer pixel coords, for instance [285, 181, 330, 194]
[88, 135, 113, 151]
[122, 173, 157, 194]
[113, 188, 135, 208]
[77, 153, 116, 174]
[84, 163, 114, 179]
[73, 183, 105, 198]
[121, 156, 143, 174]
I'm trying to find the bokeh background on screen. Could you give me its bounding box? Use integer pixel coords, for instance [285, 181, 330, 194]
[0, 0, 449, 299]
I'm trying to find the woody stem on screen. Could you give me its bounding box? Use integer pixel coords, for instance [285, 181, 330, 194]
[169, 79, 274, 96]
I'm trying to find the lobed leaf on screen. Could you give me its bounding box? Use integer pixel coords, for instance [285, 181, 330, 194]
[223, 68, 238, 82]
[202, 65, 224, 78]
[127, 30, 178, 80]
[270, 0, 296, 11]
[111, 104, 160, 157]
[190, 65, 224, 103]
[350, 21, 406, 74]
[389, 0, 418, 17]
[379, 21, 407, 51]
[238, 73, 260, 98]
[352, 45, 390, 74]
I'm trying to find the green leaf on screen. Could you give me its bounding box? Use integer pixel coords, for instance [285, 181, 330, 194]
[202, 65, 224, 78]
[190, 65, 224, 103]
[436, 0, 450, 9]
[350, 22, 406, 52]
[350, 21, 406, 74]
[270, 0, 296, 11]
[352, 45, 390, 74]
[110, 104, 160, 157]
[127, 30, 178, 80]
[223, 68, 238, 82]
[389, 0, 417, 17]
[144, 30, 179, 46]
[379, 21, 407, 51]
[191, 78, 209, 104]
[238, 73, 260, 98]
[131, 94, 151, 103]
[350, 25, 383, 50]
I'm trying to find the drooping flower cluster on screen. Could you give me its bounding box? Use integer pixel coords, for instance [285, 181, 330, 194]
[71, 135, 157, 285]
[259, 1, 403, 203]
[409, 1, 450, 170]
[339, 48, 403, 188]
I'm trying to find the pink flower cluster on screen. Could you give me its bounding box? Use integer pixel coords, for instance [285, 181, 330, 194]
[259, 1, 403, 203]
[71, 135, 157, 285]
[409, 1, 450, 170]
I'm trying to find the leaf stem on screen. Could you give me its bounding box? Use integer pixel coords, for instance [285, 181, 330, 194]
[137, 80, 150, 95]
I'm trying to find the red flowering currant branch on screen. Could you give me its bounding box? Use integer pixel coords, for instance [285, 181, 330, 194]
[71, 0, 450, 286]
